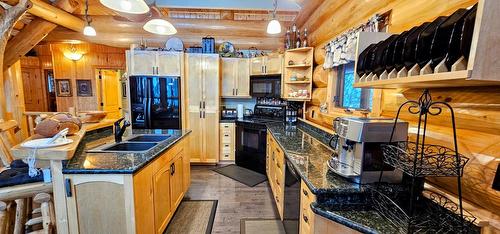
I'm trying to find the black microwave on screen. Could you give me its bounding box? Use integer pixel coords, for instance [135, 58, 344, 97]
[250, 76, 281, 98]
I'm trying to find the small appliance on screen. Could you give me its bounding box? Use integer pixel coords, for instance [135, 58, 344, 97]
[328, 117, 409, 184]
[221, 108, 237, 120]
[250, 75, 281, 98]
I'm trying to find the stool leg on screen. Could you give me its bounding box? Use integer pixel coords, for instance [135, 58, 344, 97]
[14, 198, 26, 234]
[33, 193, 52, 234]
[0, 201, 7, 234]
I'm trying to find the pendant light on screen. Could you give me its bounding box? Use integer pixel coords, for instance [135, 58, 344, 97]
[143, 19, 177, 35]
[267, 0, 281, 34]
[100, 0, 149, 14]
[83, 0, 96, 36]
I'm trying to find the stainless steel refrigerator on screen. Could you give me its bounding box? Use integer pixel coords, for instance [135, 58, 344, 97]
[129, 76, 181, 129]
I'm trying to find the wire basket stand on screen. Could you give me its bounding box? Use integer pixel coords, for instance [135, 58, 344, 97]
[374, 89, 476, 233]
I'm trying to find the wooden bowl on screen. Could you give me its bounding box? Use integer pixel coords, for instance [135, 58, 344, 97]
[80, 111, 107, 123]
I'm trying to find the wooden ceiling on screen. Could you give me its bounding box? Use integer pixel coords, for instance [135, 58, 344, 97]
[2, 0, 309, 50]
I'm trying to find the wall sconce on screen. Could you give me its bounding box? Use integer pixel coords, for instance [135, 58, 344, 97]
[64, 44, 83, 61]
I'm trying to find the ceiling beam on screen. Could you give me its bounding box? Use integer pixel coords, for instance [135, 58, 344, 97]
[4, 0, 80, 69]
[28, 0, 85, 32]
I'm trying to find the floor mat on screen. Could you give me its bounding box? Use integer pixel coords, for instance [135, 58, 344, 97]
[213, 164, 267, 187]
[240, 219, 286, 234]
[164, 200, 217, 234]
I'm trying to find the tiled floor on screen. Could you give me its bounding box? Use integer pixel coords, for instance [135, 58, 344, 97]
[185, 165, 279, 234]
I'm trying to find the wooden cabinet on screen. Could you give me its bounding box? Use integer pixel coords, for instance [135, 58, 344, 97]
[267, 132, 285, 219]
[250, 54, 283, 76]
[128, 50, 182, 76]
[300, 180, 316, 234]
[152, 162, 172, 234]
[220, 123, 235, 161]
[221, 58, 250, 98]
[130, 50, 156, 76]
[185, 54, 220, 164]
[64, 138, 190, 234]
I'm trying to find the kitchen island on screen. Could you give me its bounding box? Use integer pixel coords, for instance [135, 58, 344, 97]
[62, 127, 191, 234]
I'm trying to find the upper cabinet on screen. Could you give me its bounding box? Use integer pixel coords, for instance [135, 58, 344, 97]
[250, 54, 283, 76]
[128, 50, 182, 76]
[221, 58, 251, 98]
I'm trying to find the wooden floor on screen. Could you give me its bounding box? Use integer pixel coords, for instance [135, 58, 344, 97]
[185, 165, 279, 234]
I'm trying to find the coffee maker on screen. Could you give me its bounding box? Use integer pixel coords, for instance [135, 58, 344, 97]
[328, 117, 409, 184]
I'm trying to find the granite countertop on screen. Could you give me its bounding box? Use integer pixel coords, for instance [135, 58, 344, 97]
[266, 122, 368, 195]
[266, 121, 396, 234]
[63, 128, 191, 174]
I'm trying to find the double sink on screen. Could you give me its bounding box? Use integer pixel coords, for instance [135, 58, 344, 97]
[87, 134, 171, 153]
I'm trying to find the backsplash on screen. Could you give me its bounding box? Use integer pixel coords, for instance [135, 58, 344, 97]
[298, 119, 334, 148]
[220, 98, 256, 110]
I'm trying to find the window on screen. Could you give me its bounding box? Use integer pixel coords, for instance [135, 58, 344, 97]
[334, 62, 373, 110]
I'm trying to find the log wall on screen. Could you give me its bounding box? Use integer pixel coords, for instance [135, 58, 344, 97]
[50, 43, 126, 112]
[301, 0, 500, 221]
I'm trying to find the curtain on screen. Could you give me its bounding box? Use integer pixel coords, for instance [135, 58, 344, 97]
[323, 16, 380, 69]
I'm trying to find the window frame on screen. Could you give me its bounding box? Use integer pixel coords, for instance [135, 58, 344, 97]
[334, 62, 373, 111]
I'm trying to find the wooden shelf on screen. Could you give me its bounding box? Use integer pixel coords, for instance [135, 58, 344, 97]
[286, 47, 314, 53]
[286, 64, 312, 68]
[285, 81, 311, 84]
[353, 70, 500, 89]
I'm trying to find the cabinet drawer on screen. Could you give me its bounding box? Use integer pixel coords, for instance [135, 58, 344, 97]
[220, 153, 233, 160]
[221, 144, 232, 153]
[221, 133, 232, 143]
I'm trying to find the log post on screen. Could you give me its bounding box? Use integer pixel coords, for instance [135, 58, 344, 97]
[0, 0, 31, 119]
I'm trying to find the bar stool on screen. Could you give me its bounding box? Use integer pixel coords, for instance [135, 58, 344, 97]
[0, 120, 54, 233]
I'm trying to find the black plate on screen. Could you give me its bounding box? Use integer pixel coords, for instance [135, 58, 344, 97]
[403, 22, 430, 69]
[416, 16, 447, 67]
[460, 4, 478, 61]
[357, 43, 377, 76]
[429, 8, 469, 69]
[393, 27, 417, 71]
[383, 34, 401, 72]
[364, 41, 385, 75]
[444, 5, 477, 69]
[373, 35, 399, 76]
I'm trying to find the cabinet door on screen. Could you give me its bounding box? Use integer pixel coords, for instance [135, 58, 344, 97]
[132, 50, 156, 76]
[265, 54, 283, 74]
[236, 58, 250, 97]
[134, 165, 156, 234]
[250, 57, 265, 75]
[221, 58, 237, 97]
[170, 154, 184, 210]
[153, 163, 172, 234]
[185, 54, 203, 162]
[182, 145, 191, 191]
[157, 52, 181, 76]
[202, 54, 220, 163]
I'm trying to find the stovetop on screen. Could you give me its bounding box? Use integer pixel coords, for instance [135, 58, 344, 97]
[236, 116, 284, 125]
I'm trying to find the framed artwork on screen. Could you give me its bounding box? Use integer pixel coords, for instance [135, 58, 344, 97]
[77, 80, 93, 97]
[56, 79, 72, 97]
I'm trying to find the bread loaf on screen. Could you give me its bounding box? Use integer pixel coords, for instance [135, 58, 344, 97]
[34, 113, 82, 137]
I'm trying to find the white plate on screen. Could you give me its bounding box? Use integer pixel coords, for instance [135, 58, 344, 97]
[21, 138, 74, 149]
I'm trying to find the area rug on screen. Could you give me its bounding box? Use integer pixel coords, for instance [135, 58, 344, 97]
[240, 219, 286, 234]
[213, 164, 267, 187]
[164, 200, 217, 234]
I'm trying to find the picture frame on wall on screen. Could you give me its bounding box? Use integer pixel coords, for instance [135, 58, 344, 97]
[56, 79, 72, 97]
[76, 79, 93, 97]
